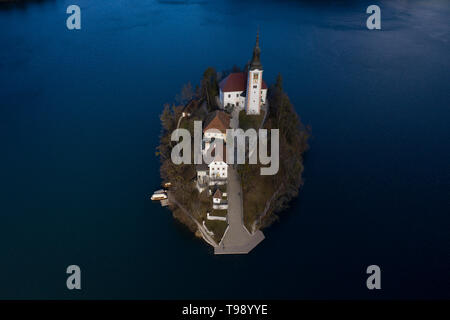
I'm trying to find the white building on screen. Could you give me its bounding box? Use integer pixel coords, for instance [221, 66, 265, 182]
[208, 144, 227, 180]
[197, 148, 228, 187]
[212, 189, 228, 210]
[219, 73, 247, 108]
[202, 111, 230, 181]
[203, 110, 230, 144]
[196, 163, 209, 183]
[196, 111, 230, 189]
[213, 189, 223, 204]
[219, 32, 267, 115]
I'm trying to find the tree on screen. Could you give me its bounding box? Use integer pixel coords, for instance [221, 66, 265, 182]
[275, 73, 283, 90]
[240, 73, 310, 230]
[176, 81, 194, 105]
[201, 67, 218, 111]
[160, 103, 175, 132]
[194, 84, 201, 98]
[232, 65, 241, 72]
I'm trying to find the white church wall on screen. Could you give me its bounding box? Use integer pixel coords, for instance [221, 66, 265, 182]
[261, 89, 267, 104]
[209, 161, 228, 179]
[222, 90, 244, 108]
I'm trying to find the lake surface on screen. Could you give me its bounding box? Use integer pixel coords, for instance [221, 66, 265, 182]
[0, 0, 449, 299]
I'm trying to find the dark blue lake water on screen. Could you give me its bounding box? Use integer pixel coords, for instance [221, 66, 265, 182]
[0, 0, 449, 299]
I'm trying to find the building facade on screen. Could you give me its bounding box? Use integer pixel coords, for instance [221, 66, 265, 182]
[219, 32, 267, 115]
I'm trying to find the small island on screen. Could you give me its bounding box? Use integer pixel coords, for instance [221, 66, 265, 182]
[155, 32, 310, 254]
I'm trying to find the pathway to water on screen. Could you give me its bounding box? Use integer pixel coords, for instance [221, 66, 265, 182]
[215, 166, 265, 254]
[215, 108, 265, 254]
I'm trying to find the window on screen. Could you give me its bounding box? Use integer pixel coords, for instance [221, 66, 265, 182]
[253, 85, 257, 89]
[236, 94, 239, 97]
[253, 73, 258, 80]
[228, 94, 231, 98]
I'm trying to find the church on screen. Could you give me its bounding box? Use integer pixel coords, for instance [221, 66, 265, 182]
[219, 32, 267, 115]
[196, 32, 267, 192]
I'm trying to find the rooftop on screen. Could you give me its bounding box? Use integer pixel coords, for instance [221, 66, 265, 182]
[203, 110, 231, 134]
[219, 72, 267, 93]
[213, 189, 222, 199]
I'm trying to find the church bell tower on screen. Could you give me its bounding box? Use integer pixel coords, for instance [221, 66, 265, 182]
[245, 31, 263, 115]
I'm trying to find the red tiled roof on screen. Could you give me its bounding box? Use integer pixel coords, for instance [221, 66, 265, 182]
[219, 72, 267, 92]
[203, 111, 230, 134]
[219, 73, 246, 92]
[213, 189, 222, 199]
[262, 79, 268, 89]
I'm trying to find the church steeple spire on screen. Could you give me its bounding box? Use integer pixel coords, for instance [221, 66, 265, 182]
[250, 29, 262, 70]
